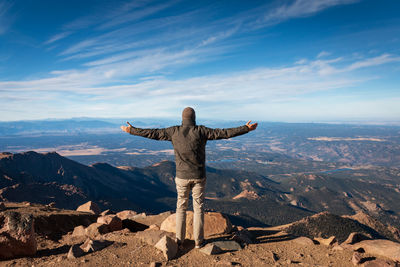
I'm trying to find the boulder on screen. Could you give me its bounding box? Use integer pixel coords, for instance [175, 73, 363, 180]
[121, 219, 148, 232]
[353, 239, 400, 262]
[213, 240, 242, 251]
[97, 215, 122, 232]
[85, 222, 110, 238]
[76, 201, 101, 215]
[134, 211, 172, 227]
[314, 236, 336, 246]
[160, 212, 232, 239]
[67, 244, 85, 259]
[342, 232, 370, 245]
[199, 244, 222, 255]
[116, 210, 137, 220]
[293, 236, 316, 246]
[0, 211, 37, 259]
[231, 228, 253, 245]
[154, 235, 178, 260]
[80, 238, 113, 253]
[135, 229, 175, 246]
[72, 225, 86, 237]
[100, 209, 112, 216]
[351, 252, 362, 265]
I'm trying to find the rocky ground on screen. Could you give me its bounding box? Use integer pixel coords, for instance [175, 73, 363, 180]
[1, 202, 400, 267]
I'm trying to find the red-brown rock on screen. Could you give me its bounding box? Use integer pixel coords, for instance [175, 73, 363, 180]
[160, 211, 232, 239]
[97, 215, 122, 232]
[116, 210, 137, 220]
[353, 239, 400, 262]
[0, 211, 37, 259]
[85, 222, 110, 238]
[76, 201, 101, 214]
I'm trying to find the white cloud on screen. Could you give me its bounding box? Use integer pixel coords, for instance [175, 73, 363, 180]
[44, 31, 72, 45]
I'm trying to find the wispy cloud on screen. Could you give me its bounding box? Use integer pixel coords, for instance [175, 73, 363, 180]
[44, 31, 72, 45]
[253, 0, 359, 28]
[0, 0, 13, 35]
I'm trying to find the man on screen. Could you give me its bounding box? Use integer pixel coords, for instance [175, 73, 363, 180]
[121, 107, 257, 248]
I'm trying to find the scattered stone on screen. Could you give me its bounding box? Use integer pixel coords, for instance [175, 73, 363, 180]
[72, 225, 86, 236]
[216, 260, 235, 266]
[231, 228, 253, 245]
[343, 232, 370, 245]
[271, 252, 279, 262]
[286, 259, 293, 264]
[351, 252, 362, 265]
[136, 229, 175, 246]
[212, 240, 242, 251]
[116, 210, 137, 220]
[76, 201, 101, 215]
[149, 262, 162, 267]
[154, 235, 178, 260]
[0, 202, 5, 211]
[363, 258, 398, 267]
[100, 209, 112, 216]
[353, 239, 400, 262]
[122, 219, 148, 232]
[332, 244, 344, 251]
[160, 211, 232, 239]
[81, 259, 88, 263]
[85, 222, 110, 238]
[0, 211, 37, 260]
[199, 244, 222, 255]
[315, 236, 336, 246]
[80, 238, 113, 253]
[67, 244, 84, 259]
[97, 215, 123, 232]
[293, 236, 316, 246]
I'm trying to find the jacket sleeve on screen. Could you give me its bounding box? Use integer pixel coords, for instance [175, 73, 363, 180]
[203, 125, 249, 140]
[129, 126, 174, 141]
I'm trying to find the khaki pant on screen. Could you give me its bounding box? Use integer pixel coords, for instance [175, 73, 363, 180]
[175, 177, 206, 246]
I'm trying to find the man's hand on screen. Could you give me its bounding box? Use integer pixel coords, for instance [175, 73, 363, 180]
[120, 121, 133, 133]
[246, 120, 258, 131]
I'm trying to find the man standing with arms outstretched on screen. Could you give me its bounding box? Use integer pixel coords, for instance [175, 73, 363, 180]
[121, 107, 258, 248]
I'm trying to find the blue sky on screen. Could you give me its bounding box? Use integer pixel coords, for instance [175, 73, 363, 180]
[0, 0, 399, 122]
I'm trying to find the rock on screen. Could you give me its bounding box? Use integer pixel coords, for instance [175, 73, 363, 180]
[76, 201, 101, 215]
[85, 223, 110, 238]
[351, 252, 362, 265]
[160, 211, 232, 239]
[343, 232, 370, 245]
[363, 258, 398, 267]
[199, 244, 222, 255]
[149, 262, 162, 267]
[97, 215, 122, 232]
[135, 211, 172, 227]
[232, 228, 253, 245]
[136, 229, 175, 246]
[46, 202, 56, 208]
[0, 211, 37, 259]
[293, 236, 316, 246]
[212, 241, 242, 251]
[332, 244, 344, 251]
[154, 235, 178, 260]
[149, 224, 160, 231]
[122, 219, 148, 232]
[315, 236, 336, 246]
[72, 225, 86, 236]
[80, 238, 113, 253]
[0, 202, 6, 211]
[67, 244, 85, 259]
[353, 239, 400, 262]
[271, 252, 279, 262]
[100, 209, 112, 216]
[116, 210, 137, 220]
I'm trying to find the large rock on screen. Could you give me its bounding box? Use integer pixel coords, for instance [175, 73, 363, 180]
[97, 215, 122, 232]
[293, 236, 316, 246]
[134, 211, 172, 227]
[342, 232, 370, 245]
[116, 210, 137, 220]
[72, 225, 86, 236]
[76, 201, 101, 215]
[154, 235, 178, 260]
[353, 239, 400, 262]
[67, 244, 85, 259]
[314, 236, 336, 246]
[85, 222, 110, 238]
[199, 244, 222, 255]
[135, 229, 175, 246]
[80, 238, 113, 253]
[0, 211, 37, 259]
[160, 211, 232, 239]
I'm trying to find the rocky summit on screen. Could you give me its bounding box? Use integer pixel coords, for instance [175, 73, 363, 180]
[1, 202, 400, 266]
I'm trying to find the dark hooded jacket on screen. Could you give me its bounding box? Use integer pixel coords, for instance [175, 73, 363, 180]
[128, 118, 249, 179]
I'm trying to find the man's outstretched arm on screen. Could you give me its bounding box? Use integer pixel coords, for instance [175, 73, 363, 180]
[121, 121, 173, 141]
[204, 120, 258, 140]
